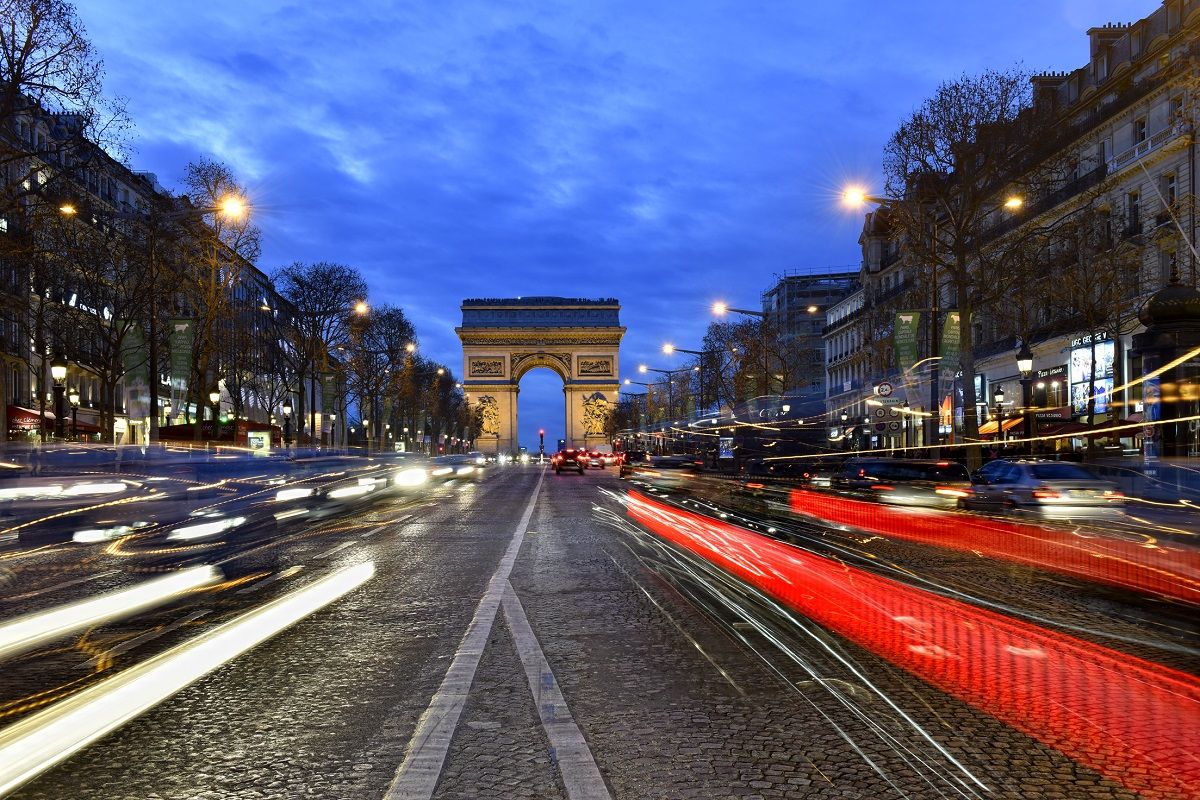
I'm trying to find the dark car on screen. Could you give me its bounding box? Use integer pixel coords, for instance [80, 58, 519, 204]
[552, 448, 585, 474]
[834, 458, 971, 509]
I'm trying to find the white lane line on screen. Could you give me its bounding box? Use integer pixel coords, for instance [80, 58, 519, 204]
[501, 582, 611, 800]
[384, 470, 544, 800]
[0, 567, 220, 663]
[0, 560, 375, 798]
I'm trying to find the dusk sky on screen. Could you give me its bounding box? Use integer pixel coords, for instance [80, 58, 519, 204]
[82, 0, 1153, 448]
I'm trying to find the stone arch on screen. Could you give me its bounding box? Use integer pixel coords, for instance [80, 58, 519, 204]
[456, 298, 625, 454]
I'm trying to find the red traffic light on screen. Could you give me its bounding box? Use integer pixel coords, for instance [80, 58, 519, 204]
[539, 429, 545, 435]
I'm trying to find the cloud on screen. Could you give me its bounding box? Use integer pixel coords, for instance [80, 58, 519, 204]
[80, 0, 1161, 445]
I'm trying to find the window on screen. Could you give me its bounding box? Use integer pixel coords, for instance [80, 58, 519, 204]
[1170, 95, 1184, 122]
[1134, 117, 1147, 144]
[1161, 248, 1178, 283]
[1164, 173, 1177, 206]
[1128, 191, 1140, 227]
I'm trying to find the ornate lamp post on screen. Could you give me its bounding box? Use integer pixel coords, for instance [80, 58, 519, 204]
[1016, 342, 1034, 454]
[50, 353, 68, 440]
[993, 387, 1006, 446]
[68, 389, 80, 440]
[208, 389, 221, 440]
[282, 399, 293, 447]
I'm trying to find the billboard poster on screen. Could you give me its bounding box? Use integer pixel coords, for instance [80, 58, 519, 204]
[1069, 338, 1114, 415]
[321, 372, 336, 415]
[168, 318, 193, 383]
[718, 437, 734, 459]
[939, 311, 961, 382]
[894, 311, 921, 407]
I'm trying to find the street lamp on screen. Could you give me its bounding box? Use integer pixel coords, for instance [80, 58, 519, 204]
[282, 399, 293, 447]
[842, 186, 941, 453]
[1016, 341, 1034, 453]
[209, 389, 222, 441]
[68, 389, 80, 440]
[90, 196, 252, 445]
[712, 302, 772, 396]
[163, 400, 172, 425]
[992, 387, 1006, 445]
[50, 353, 67, 440]
[639, 364, 694, 420]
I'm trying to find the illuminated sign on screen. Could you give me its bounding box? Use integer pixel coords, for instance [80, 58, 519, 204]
[1069, 339, 1114, 414]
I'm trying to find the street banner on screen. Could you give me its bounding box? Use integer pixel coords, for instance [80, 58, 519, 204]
[894, 311, 921, 407]
[939, 311, 962, 393]
[119, 320, 147, 384]
[168, 318, 193, 383]
[321, 372, 336, 415]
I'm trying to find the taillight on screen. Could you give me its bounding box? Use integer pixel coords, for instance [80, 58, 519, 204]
[1103, 489, 1124, 499]
[935, 485, 970, 498]
[870, 484, 894, 491]
[1032, 486, 1061, 500]
[746, 482, 764, 489]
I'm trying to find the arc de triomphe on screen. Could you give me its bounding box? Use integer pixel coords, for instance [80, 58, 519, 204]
[456, 297, 625, 454]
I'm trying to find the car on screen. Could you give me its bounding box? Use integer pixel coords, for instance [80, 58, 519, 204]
[618, 450, 652, 478]
[430, 454, 482, 481]
[585, 451, 605, 469]
[621, 454, 702, 490]
[552, 448, 585, 474]
[965, 459, 1125, 517]
[833, 458, 972, 509]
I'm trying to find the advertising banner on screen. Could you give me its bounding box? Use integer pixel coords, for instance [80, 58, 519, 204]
[119, 321, 147, 385]
[939, 311, 961, 384]
[894, 311, 921, 408]
[321, 372, 336, 415]
[1069, 336, 1114, 415]
[168, 318, 193, 383]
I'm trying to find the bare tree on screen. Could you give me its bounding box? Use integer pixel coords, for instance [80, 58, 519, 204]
[882, 67, 1050, 464]
[273, 261, 367, 443]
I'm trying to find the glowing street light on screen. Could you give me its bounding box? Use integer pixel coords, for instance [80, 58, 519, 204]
[354, 301, 368, 315]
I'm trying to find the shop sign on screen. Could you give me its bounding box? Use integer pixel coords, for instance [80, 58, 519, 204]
[1034, 406, 1072, 421]
[1035, 364, 1067, 380]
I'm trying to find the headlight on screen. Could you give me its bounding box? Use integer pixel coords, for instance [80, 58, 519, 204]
[394, 467, 428, 487]
[168, 516, 246, 541]
[456, 466, 475, 476]
[275, 487, 314, 502]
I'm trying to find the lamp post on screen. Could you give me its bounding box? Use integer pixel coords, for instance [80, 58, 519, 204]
[68, 389, 80, 440]
[328, 412, 337, 448]
[992, 387, 1006, 446]
[50, 353, 67, 440]
[163, 400, 172, 427]
[638, 364, 692, 420]
[77, 195, 249, 445]
[1016, 342, 1034, 455]
[841, 188, 941, 453]
[282, 399, 293, 447]
[712, 302, 772, 397]
[208, 389, 221, 441]
[624, 378, 659, 427]
[662, 344, 715, 415]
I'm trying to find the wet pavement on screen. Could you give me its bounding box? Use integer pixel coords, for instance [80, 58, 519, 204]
[4, 464, 1192, 799]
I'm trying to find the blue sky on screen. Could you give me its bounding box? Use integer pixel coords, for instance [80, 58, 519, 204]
[82, 0, 1155, 448]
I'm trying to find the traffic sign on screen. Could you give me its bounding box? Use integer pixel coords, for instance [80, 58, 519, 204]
[875, 396, 905, 406]
[875, 381, 894, 397]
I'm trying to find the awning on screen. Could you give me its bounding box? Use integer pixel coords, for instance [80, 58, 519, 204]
[68, 417, 103, 434]
[977, 417, 1023, 435]
[7, 405, 54, 430]
[1040, 418, 1137, 438]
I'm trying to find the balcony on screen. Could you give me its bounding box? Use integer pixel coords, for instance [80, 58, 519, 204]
[1107, 122, 1191, 176]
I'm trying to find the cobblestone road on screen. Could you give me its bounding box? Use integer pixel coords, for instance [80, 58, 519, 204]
[6, 465, 1191, 799]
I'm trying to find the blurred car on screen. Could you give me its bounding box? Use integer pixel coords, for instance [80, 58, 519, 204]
[552, 448, 585, 475]
[619, 450, 652, 478]
[466, 451, 490, 467]
[965, 459, 1124, 517]
[430, 454, 482, 481]
[833, 458, 971, 509]
[624, 454, 702, 490]
[584, 451, 606, 469]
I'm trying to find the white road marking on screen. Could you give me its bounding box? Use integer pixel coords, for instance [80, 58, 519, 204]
[502, 581, 611, 800]
[1, 570, 119, 604]
[384, 470, 544, 800]
[318, 540, 356, 559]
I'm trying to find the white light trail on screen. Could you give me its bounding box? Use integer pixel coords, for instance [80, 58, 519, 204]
[0, 560, 374, 797]
[0, 566, 220, 663]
